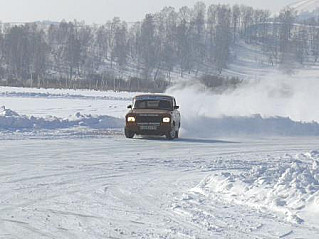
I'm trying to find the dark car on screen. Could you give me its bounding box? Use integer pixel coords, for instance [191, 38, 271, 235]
[125, 94, 181, 140]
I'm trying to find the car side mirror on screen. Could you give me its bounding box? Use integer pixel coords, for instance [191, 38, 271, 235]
[174, 106, 179, 110]
[127, 105, 132, 109]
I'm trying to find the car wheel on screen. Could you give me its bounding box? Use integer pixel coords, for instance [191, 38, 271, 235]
[175, 130, 179, 139]
[125, 128, 135, 138]
[166, 128, 176, 140]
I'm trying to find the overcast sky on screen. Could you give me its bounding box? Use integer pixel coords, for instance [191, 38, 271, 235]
[0, 0, 298, 24]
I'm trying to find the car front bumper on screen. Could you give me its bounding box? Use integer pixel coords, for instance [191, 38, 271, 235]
[125, 122, 172, 136]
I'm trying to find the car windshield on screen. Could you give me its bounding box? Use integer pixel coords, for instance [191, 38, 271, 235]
[134, 100, 172, 110]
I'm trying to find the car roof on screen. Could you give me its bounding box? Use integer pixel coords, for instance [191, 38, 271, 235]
[134, 94, 175, 101]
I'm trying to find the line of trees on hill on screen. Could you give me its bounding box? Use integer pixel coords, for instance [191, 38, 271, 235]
[0, 2, 319, 91]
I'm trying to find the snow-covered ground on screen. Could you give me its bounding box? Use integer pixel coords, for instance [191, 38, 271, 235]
[290, 0, 319, 14]
[0, 87, 135, 118]
[0, 86, 318, 238]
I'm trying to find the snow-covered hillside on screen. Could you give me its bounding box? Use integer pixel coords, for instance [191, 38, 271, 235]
[290, 0, 319, 13]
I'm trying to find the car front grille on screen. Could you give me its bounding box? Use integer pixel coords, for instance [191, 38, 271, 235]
[136, 115, 162, 123]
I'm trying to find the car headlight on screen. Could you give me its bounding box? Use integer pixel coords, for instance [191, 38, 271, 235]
[163, 117, 170, 123]
[127, 116, 136, 122]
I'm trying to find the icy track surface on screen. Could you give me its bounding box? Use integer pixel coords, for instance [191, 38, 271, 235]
[0, 137, 319, 238]
[0, 86, 319, 238]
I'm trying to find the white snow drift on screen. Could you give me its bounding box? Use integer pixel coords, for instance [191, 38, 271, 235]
[1, 105, 319, 136]
[192, 151, 319, 225]
[181, 114, 319, 137]
[0, 106, 123, 131]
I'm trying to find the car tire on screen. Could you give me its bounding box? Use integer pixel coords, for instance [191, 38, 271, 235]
[166, 128, 176, 140]
[175, 130, 179, 139]
[125, 128, 135, 138]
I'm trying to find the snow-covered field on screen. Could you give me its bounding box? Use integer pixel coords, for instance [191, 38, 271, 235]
[0, 86, 319, 238]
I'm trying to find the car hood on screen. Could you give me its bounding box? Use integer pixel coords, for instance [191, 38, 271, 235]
[129, 109, 171, 115]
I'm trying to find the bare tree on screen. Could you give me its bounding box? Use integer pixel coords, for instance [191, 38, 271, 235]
[278, 8, 297, 69]
[215, 5, 232, 73]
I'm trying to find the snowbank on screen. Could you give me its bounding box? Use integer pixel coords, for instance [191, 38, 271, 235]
[181, 114, 319, 137]
[192, 151, 319, 224]
[1, 105, 318, 136]
[0, 106, 123, 131]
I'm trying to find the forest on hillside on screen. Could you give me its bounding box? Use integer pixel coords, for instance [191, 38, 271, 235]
[0, 2, 319, 92]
